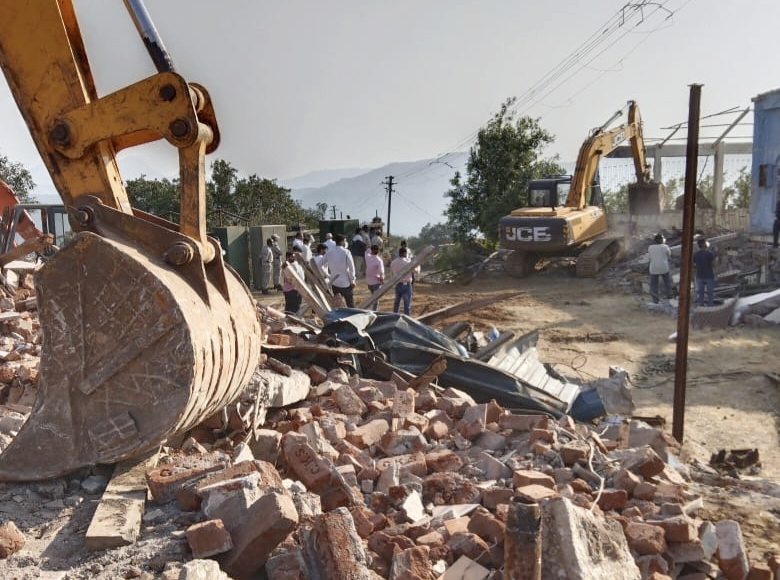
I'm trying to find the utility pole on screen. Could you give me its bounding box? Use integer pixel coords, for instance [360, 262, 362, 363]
[382, 175, 394, 241]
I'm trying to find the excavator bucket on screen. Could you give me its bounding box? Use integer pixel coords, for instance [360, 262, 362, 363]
[0, 230, 261, 481]
[0, 0, 262, 481]
[628, 182, 666, 215]
[0, 0, 268, 481]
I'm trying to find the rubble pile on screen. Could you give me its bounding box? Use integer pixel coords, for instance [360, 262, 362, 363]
[604, 231, 780, 327]
[139, 351, 776, 580]
[0, 273, 777, 579]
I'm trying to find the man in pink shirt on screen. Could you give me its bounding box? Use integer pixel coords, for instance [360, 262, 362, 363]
[364, 244, 385, 310]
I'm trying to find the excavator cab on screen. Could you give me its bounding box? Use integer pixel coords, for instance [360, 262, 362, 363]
[0, 0, 261, 481]
[527, 177, 572, 209]
[527, 174, 605, 210]
[0, 204, 70, 255]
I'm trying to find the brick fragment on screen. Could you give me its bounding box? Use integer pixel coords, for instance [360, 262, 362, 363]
[529, 428, 556, 445]
[0, 521, 25, 558]
[467, 508, 505, 544]
[307, 364, 328, 384]
[185, 519, 233, 558]
[458, 404, 487, 439]
[624, 521, 667, 555]
[333, 384, 368, 416]
[425, 420, 450, 440]
[368, 529, 416, 562]
[716, 520, 750, 580]
[280, 432, 333, 491]
[480, 486, 514, 510]
[597, 489, 628, 512]
[473, 430, 507, 451]
[178, 460, 282, 512]
[474, 452, 512, 480]
[613, 467, 640, 494]
[379, 429, 427, 456]
[389, 546, 432, 580]
[746, 564, 773, 580]
[425, 449, 464, 473]
[376, 452, 427, 478]
[265, 547, 311, 580]
[514, 484, 557, 502]
[558, 441, 591, 466]
[347, 418, 390, 448]
[512, 469, 555, 489]
[447, 532, 491, 563]
[648, 515, 698, 542]
[248, 429, 282, 463]
[221, 493, 299, 580]
[145, 456, 227, 504]
[498, 413, 549, 431]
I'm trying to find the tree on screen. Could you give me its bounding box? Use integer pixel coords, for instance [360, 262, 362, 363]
[124, 159, 330, 230]
[445, 98, 563, 244]
[0, 154, 37, 202]
[722, 167, 750, 209]
[126, 175, 180, 219]
[408, 222, 456, 249]
[602, 184, 629, 213]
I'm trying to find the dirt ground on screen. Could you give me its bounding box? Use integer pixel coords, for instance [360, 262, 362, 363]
[403, 267, 780, 560]
[0, 264, 778, 579]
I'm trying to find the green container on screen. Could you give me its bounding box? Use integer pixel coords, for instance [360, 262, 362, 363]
[319, 219, 359, 242]
[210, 226, 251, 287]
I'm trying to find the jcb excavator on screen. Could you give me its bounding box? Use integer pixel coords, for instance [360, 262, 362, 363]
[498, 100, 664, 277]
[0, 0, 261, 480]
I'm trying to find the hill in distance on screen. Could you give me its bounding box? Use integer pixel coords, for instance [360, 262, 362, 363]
[287, 152, 468, 238]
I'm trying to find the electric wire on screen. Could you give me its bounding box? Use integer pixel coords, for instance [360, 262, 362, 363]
[393, 0, 691, 185]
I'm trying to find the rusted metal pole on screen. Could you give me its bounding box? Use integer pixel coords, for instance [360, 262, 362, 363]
[504, 497, 542, 580]
[673, 84, 702, 443]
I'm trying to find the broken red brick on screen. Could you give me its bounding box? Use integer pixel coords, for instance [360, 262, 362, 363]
[185, 519, 233, 558]
[221, 493, 299, 580]
[0, 521, 25, 558]
[512, 469, 555, 490]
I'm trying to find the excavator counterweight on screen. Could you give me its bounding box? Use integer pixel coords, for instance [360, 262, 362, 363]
[0, 0, 261, 480]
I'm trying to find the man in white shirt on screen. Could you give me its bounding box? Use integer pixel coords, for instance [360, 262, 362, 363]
[323, 232, 337, 252]
[390, 246, 419, 316]
[364, 244, 385, 311]
[322, 234, 356, 308]
[648, 233, 672, 304]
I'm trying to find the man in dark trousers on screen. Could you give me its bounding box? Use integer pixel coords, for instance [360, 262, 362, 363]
[773, 198, 780, 248]
[693, 238, 716, 307]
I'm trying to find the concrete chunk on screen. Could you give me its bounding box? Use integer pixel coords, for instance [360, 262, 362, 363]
[541, 496, 641, 580]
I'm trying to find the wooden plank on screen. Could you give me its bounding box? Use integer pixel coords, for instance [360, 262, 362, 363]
[84, 451, 158, 550]
[417, 291, 525, 326]
[283, 261, 331, 319]
[357, 245, 435, 310]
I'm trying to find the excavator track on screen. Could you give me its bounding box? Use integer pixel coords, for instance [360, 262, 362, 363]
[575, 237, 623, 278]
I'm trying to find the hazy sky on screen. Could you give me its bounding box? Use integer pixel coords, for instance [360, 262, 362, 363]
[1, 0, 777, 194]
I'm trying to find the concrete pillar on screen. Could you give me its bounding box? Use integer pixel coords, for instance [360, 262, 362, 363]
[713, 141, 725, 220]
[504, 497, 541, 580]
[653, 146, 663, 185]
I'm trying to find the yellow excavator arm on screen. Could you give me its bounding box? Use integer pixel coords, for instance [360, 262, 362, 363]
[0, 0, 261, 481]
[565, 100, 652, 209]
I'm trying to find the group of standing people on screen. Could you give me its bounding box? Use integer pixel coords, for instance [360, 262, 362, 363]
[258, 229, 420, 316]
[647, 232, 716, 307]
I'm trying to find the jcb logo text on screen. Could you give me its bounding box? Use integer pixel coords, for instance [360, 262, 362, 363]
[505, 227, 552, 242]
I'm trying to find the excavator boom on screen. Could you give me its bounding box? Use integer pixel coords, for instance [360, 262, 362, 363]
[0, 0, 261, 480]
